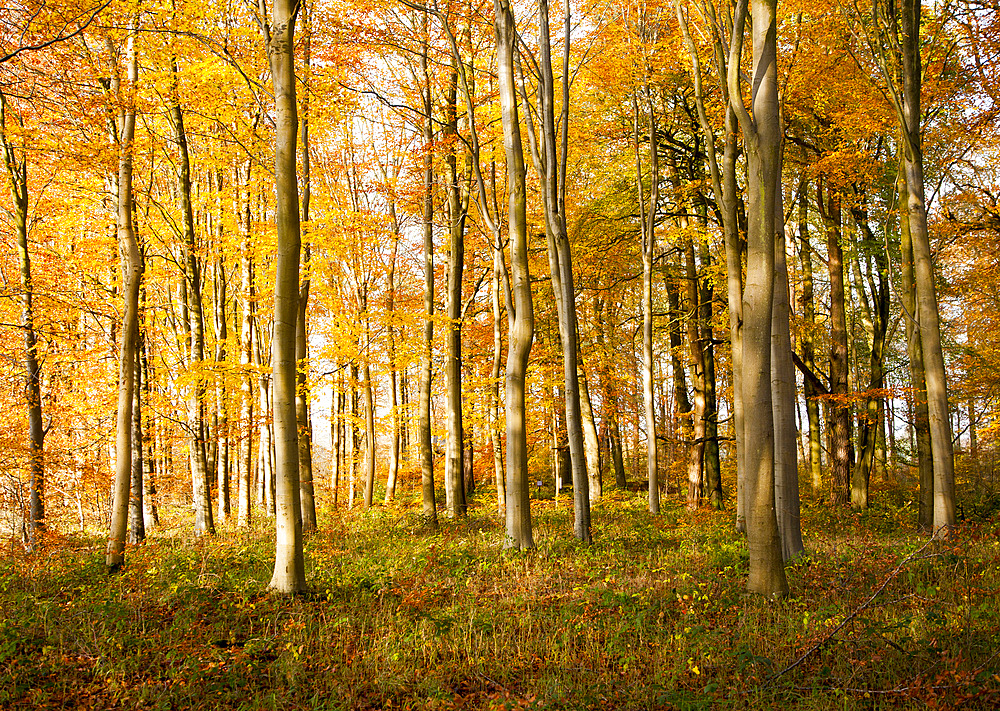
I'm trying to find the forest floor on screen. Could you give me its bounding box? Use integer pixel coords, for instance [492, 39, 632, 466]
[3, 482, 1000, 710]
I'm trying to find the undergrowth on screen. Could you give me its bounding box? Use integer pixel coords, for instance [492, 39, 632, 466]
[2, 488, 999, 710]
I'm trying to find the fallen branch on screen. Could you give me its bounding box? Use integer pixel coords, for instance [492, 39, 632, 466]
[763, 535, 939, 688]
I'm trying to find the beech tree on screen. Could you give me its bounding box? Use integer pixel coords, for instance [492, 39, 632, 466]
[728, 0, 788, 596]
[0, 87, 45, 549]
[496, 0, 534, 550]
[631, 82, 659, 515]
[882, 0, 956, 535]
[106, 20, 142, 573]
[417, 7, 438, 527]
[261, 0, 306, 594]
[521, 0, 591, 541]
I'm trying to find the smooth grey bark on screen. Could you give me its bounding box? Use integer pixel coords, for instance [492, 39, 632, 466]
[497, 0, 534, 549]
[294, 286, 315, 527]
[434, 2, 525, 519]
[106, 27, 141, 573]
[261, 375, 275, 516]
[898, 166, 933, 530]
[255, 228, 275, 519]
[522, 0, 589, 541]
[728, 0, 787, 596]
[463, 420, 475, 497]
[1, 91, 45, 547]
[772, 180, 802, 561]
[400, 367, 409, 462]
[610, 416, 626, 489]
[897, 0, 955, 534]
[869, 0, 953, 533]
[596, 296, 627, 489]
[552, 388, 567, 500]
[632, 88, 660, 515]
[418, 9, 437, 526]
[443, 64, 468, 518]
[578, 364, 601, 501]
[264, 0, 306, 594]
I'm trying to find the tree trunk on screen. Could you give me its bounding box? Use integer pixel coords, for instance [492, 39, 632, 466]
[362, 333, 376, 509]
[497, 0, 534, 549]
[141, 330, 159, 530]
[684, 236, 707, 510]
[169, 53, 214, 537]
[1, 92, 45, 547]
[634, 89, 660, 515]
[595, 296, 626, 489]
[578, 364, 602, 501]
[331, 370, 343, 507]
[385, 207, 401, 503]
[728, 0, 787, 596]
[348, 362, 358, 508]
[214, 253, 231, 525]
[418, 9, 438, 527]
[850, 213, 890, 509]
[266, 0, 306, 594]
[676, 0, 732, 514]
[552, 385, 564, 501]
[444, 64, 468, 518]
[106, 26, 141, 573]
[237, 191, 254, 527]
[129, 324, 146, 545]
[773, 180, 803, 561]
[257, 341, 272, 514]
[491, 245, 506, 514]
[819, 182, 851, 506]
[400, 367, 409, 462]
[695, 213, 722, 508]
[898, 158, 934, 530]
[666, 276, 692, 464]
[463, 424, 475, 498]
[899, 0, 955, 535]
[523, 0, 590, 539]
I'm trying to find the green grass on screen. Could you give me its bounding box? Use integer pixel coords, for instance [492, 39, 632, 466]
[2, 488, 999, 710]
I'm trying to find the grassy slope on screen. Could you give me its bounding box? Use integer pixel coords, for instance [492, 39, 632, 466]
[2, 489, 999, 710]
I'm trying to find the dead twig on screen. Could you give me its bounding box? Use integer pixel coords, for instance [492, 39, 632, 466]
[763, 535, 939, 688]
